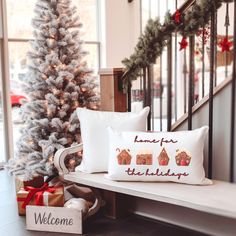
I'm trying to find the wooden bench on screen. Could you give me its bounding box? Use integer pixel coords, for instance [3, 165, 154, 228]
[54, 144, 236, 222]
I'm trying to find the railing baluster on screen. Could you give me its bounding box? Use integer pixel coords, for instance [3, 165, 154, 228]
[143, 67, 147, 108]
[184, 50, 187, 113]
[167, 38, 172, 131]
[225, 2, 230, 78]
[174, 0, 178, 121]
[202, 26, 205, 98]
[139, 73, 143, 105]
[127, 83, 131, 112]
[147, 65, 152, 130]
[229, 0, 236, 183]
[160, 54, 163, 131]
[208, 10, 216, 179]
[158, 0, 163, 131]
[215, 10, 218, 86]
[188, 35, 195, 130]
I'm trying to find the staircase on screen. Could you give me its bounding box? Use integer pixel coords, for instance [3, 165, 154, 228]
[120, 0, 236, 183]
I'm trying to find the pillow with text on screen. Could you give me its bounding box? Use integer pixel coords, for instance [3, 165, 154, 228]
[106, 126, 212, 185]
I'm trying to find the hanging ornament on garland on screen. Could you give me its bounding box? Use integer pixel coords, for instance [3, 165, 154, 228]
[219, 37, 233, 52]
[174, 9, 181, 24]
[196, 26, 210, 45]
[121, 0, 233, 86]
[179, 37, 188, 50]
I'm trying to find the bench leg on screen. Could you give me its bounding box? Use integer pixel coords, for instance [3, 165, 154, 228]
[102, 190, 129, 219]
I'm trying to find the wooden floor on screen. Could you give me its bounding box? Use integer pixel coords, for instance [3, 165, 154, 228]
[0, 170, 207, 236]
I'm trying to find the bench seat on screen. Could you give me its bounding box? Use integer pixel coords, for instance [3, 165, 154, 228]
[63, 171, 236, 220]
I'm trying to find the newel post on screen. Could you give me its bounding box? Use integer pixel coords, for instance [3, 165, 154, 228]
[99, 68, 128, 112]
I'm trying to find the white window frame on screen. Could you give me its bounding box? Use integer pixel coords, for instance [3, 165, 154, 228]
[0, 0, 14, 163]
[0, 0, 101, 162]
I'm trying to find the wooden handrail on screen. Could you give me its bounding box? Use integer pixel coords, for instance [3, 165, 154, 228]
[178, 0, 196, 13]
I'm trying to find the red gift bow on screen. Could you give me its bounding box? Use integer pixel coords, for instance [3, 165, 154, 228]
[17, 182, 59, 209]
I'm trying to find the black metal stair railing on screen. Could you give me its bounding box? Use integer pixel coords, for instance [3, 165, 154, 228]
[125, 0, 236, 183]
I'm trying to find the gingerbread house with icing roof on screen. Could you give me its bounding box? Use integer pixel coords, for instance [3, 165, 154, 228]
[175, 149, 191, 166]
[136, 150, 153, 165]
[157, 148, 170, 166]
[117, 149, 132, 165]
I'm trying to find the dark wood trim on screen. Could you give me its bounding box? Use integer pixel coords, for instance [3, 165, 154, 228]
[178, 0, 195, 13]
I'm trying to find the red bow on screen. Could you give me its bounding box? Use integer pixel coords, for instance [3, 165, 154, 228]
[17, 183, 58, 209]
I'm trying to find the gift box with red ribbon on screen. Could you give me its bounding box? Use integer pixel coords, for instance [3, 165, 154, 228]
[15, 175, 44, 193]
[17, 182, 64, 215]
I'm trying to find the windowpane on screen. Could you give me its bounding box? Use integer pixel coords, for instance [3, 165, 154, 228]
[8, 42, 29, 151]
[6, 0, 36, 39]
[72, 0, 98, 41]
[84, 43, 99, 74]
[7, 0, 98, 40]
[141, 0, 150, 32]
[150, 0, 158, 19]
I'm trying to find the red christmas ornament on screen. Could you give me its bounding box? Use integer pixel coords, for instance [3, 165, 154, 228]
[179, 37, 188, 50]
[196, 26, 210, 45]
[219, 37, 233, 52]
[174, 9, 181, 24]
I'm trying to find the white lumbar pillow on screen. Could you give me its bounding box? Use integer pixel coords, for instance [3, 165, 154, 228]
[76, 107, 150, 173]
[106, 126, 212, 185]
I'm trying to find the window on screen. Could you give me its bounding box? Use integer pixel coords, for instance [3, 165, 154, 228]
[1, 0, 101, 160]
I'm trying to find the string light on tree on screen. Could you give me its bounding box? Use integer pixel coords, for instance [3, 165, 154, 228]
[8, 0, 99, 180]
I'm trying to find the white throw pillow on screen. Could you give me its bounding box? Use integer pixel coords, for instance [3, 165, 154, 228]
[107, 127, 212, 185]
[75, 107, 150, 173]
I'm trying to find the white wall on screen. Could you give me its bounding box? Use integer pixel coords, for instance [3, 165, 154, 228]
[174, 79, 236, 182]
[217, 2, 234, 36]
[101, 0, 140, 68]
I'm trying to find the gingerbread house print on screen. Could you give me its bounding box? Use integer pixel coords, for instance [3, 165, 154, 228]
[157, 148, 170, 166]
[136, 151, 153, 165]
[175, 150, 191, 166]
[117, 149, 132, 165]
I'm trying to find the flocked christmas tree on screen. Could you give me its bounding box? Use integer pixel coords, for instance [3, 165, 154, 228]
[8, 0, 99, 180]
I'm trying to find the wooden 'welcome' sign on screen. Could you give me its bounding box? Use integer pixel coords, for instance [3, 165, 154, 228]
[26, 206, 82, 234]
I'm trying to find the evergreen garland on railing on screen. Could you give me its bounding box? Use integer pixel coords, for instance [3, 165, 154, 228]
[122, 0, 233, 88]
